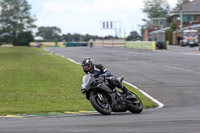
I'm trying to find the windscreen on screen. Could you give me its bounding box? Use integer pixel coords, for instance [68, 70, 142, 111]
[82, 74, 90, 84]
[184, 32, 198, 37]
[82, 74, 91, 89]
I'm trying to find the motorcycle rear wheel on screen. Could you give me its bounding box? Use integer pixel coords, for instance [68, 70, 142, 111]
[128, 93, 143, 114]
[89, 93, 112, 115]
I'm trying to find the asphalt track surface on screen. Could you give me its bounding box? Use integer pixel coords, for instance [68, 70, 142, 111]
[0, 46, 200, 133]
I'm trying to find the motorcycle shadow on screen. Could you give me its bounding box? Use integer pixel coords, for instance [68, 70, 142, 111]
[81, 112, 143, 117]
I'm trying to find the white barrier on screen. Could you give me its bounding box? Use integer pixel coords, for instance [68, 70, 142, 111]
[95, 39, 125, 47]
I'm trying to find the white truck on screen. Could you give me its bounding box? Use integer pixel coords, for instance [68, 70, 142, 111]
[180, 29, 199, 47]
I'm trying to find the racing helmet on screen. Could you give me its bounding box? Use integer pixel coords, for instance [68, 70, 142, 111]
[81, 57, 94, 73]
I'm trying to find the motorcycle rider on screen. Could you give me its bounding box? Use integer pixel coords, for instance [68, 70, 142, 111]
[81, 57, 130, 95]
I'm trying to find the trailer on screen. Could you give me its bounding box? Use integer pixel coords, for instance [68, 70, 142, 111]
[149, 27, 170, 49]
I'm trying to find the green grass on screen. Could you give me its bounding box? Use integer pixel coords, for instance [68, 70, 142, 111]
[0, 47, 156, 116]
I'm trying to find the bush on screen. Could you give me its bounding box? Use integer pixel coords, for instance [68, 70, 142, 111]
[14, 31, 34, 46]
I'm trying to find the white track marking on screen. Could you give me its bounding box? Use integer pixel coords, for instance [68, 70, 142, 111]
[123, 81, 164, 109]
[166, 65, 200, 75]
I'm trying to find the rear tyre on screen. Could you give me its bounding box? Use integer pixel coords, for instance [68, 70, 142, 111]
[90, 93, 112, 115]
[128, 93, 143, 114]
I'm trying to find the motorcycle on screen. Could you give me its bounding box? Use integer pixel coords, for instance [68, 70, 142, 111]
[81, 74, 143, 115]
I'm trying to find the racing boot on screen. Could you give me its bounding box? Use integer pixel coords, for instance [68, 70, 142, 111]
[121, 85, 131, 96]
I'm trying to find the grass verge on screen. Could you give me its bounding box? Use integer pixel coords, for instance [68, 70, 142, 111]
[0, 47, 156, 116]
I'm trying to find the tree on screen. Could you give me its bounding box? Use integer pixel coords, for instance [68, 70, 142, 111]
[62, 33, 73, 42]
[169, 22, 176, 45]
[36, 26, 62, 42]
[62, 33, 99, 42]
[82, 34, 98, 41]
[138, 25, 145, 40]
[72, 33, 81, 41]
[0, 0, 36, 45]
[143, 0, 170, 18]
[174, 0, 190, 10]
[14, 31, 34, 46]
[126, 31, 140, 41]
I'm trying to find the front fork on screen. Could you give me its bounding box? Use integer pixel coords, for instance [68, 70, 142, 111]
[97, 93, 106, 103]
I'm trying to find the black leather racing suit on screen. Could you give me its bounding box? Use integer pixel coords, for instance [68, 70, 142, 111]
[85, 64, 129, 94]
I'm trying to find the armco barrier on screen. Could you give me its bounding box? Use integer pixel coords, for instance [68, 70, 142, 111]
[66, 42, 88, 47]
[126, 41, 156, 50]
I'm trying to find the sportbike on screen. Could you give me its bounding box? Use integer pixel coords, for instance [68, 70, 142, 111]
[81, 74, 143, 115]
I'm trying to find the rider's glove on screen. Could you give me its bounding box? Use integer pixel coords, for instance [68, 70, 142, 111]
[81, 88, 86, 94]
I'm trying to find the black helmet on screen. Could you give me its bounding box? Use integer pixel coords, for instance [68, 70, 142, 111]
[81, 57, 94, 73]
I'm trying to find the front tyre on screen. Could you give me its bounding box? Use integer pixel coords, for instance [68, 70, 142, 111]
[89, 93, 112, 115]
[128, 93, 143, 114]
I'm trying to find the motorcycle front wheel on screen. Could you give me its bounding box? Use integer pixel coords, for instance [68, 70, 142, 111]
[89, 93, 112, 115]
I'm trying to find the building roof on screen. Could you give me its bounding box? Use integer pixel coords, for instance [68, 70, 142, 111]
[150, 27, 170, 35]
[173, 24, 200, 33]
[173, 0, 200, 14]
[151, 18, 166, 20]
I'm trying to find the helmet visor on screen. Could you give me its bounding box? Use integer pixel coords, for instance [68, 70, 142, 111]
[83, 64, 89, 69]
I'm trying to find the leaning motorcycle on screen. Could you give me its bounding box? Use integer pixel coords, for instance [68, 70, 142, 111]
[81, 74, 143, 115]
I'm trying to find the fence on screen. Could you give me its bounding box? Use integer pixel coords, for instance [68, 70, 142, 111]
[95, 39, 125, 47]
[29, 42, 66, 47]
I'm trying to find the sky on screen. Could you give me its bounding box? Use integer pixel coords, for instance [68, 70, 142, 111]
[27, 0, 179, 37]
